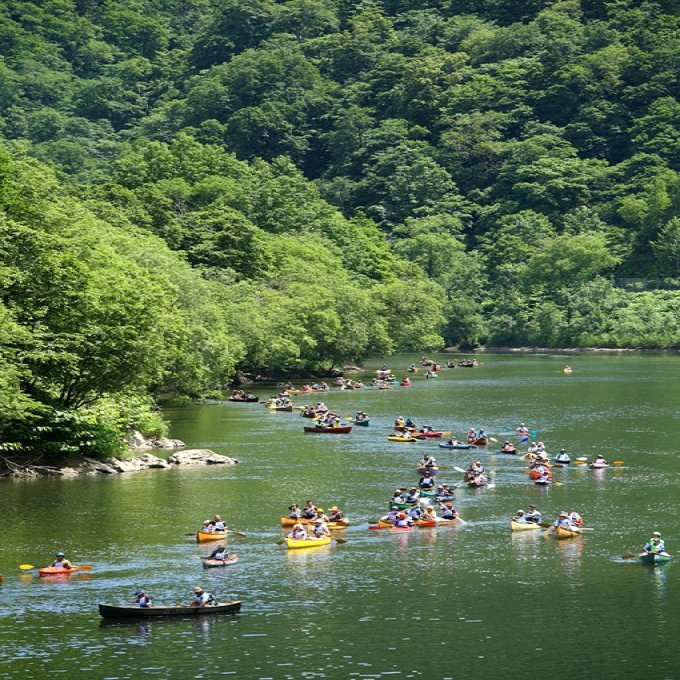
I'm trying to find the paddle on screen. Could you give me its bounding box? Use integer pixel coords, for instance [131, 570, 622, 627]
[329, 536, 347, 544]
[184, 529, 245, 537]
[488, 436, 499, 443]
[622, 553, 640, 560]
[613, 460, 624, 465]
[20, 564, 93, 570]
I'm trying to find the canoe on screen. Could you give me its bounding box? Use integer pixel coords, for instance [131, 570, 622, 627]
[639, 552, 672, 565]
[281, 517, 349, 529]
[228, 396, 259, 402]
[553, 525, 582, 540]
[352, 419, 370, 426]
[467, 438, 488, 446]
[266, 404, 293, 411]
[287, 536, 331, 549]
[196, 530, 228, 543]
[202, 557, 239, 568]
[99, 601, 242, 619]
[387, 436, 418, 442]
[439, 442, 474, 449]
[304, 426, 352, 434]
[286, 388, 328, 395]
[38, 566, 80, 577]
[511, 520, 542, 532]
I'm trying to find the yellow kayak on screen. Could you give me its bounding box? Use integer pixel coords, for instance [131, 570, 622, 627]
[196, 530, 228, 543]
[510, 520, 542, 532]
[387, 436, 418, 442]
[287, 536, 331, 549]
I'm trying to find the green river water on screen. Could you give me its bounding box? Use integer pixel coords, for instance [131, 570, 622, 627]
[2, 352, 680, 679]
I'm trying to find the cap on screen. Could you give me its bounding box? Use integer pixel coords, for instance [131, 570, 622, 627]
[653, 531, 661, 537]
[193, 586, 203, 592]
[133, 589, 144, 595]
[529, 504, 537, 508]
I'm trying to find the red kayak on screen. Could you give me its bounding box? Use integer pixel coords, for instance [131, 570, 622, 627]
[303, 426, 352, 434]
[416, 431, 444, 439]
[38, 566, 80, 577]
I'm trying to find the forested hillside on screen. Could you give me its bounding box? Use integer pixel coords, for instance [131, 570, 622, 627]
[1, 0, 679, 455]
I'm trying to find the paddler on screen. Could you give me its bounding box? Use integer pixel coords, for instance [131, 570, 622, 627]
[553, 511, 574, 529]
[288, 503, 302, 519]
[395, 416, 406, 429]
[395, 512, 413, 528]
[419, 471, 435, 489]
[513, 510, 528, 524]
[212, 515, 226, 531]
[208, 545, 230, 561]
[383, 506, 400, 524]
[404, 487, 420, 504]
[568, 511, 583, 527]
[302, 500, 319, 519]
[327, 506, 345, 523]
[643, 531, 667, 555]
[189, 586, 216, 607]
[525, 505, 541, 523]
[51, 552, 73, 569]
[131, 589, 153, 607]
[423, 506, 437, 521]
[440, 502, 458, 520]
[391, 489, 405, 504]
[407, 505, 424, 521]
[312, 517, 331, 538]
[288, 522, 307, 540]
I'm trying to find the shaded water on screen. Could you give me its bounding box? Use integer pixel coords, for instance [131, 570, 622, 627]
[2, 353, 680, 678]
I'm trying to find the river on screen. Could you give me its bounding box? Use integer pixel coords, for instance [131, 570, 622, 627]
[1, 352, 679, 679]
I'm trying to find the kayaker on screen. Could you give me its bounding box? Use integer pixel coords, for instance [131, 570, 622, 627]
[212, 515, 226, 531]
[517, 423, 529, 436]
[525, 505, 541, 523]
[190, 586, 216, 607]
[391, 489, 405, 504]
[643, 532, 667, 554]
[131, 589, 153, 608]
[288, 523, 307, 540]
[208, 545, 230, 561]
[312, 518, 331, 537]
[405, 487, 420, 504]
[467, 428, 477, 441]
[383, 507, 400, 524]
[201, 520, 216, 533]
[553, 512, 573, 529]
[355, 412, 368, 422]
[555, 449, 570, 464]
[302, 500, 318, 519]
[51, 552, 73, 569]
[327, 506, 345, 522]
[395, 416, 405, 429]
[419, 472, 435, 489]
[593, 454, 609, 465]
[568, 511, 583, 527]
[288, 503, 302, 519]
[440, 502, 458, 520]
[405, 417, 416, 428]
[513, 510, 528, 523]
[407, 505, 424, 521]
[395, 512, 413, 528]
[423, 507, 437, 521]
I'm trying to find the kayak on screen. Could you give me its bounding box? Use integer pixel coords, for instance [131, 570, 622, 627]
[511, 520, 542, 532]
[387, 436, 419, 442]
[287, 536, 331, 549]
[418, 489, 437, 497]
[38, 566, 80, 577]
[415, 519, 437, 527]
[266, 404, 293, 411]
[498, 448, 519, 455]
[327, 519, 350, 530]
[99, 601, 242, 619]
[437, 518, 460, 527]
[590, 462, 609, 469]
[280, 517, 350, 530]
[196, 530, 228, 543]
[391, 502, 416, 510]
[415, 431, 444, 438]
[228, 396, 259, 402]
[394, 425, 417, 432]
[555, 456, 571, 464]
[439, 442, 474, 449]
[388, 525, 415, 532]
[304, 426, 352, 434]
[202, 556, 239, 568]
[553, 525, 582, 540]
[352, 419, 370, 426]
[467, 438, 488, 446]
[400, 381, 411, 387]
[639, 552, 672, 565]
[287, 388, 328, 395]
[533, 479, 551, 486]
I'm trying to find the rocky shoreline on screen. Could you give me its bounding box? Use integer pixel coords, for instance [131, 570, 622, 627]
[0, 431, 239, 480]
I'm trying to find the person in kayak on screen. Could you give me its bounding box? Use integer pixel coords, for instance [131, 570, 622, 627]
[440, 502, 458, 520]
[208, 545, 230, 561]
[51, 552, 73, 569]
[513, 510, 528, 523]
[407, 505, 424, 521]
[312, 517, 331, 538]
[643, 532, 667, 554]
[212, 515, 226, 531]
[190, 586, 216, 607]
[525, 505, 542, 523]
[131, 589, 153, 608]
[568, 511, 583, 527]
[593, 454, 609, 465]
[405, 487, 420, 504]
[327, 506, 345, 523]
[423, 507, 437, 522]
[395, 512, 413, 528]
[391, 489, 405, 504]
[288, 503, 302, 519]
[302, 500, 319, 519]
[383, 507, 400, 525]
[288, 523, 307, 540]
[419, 472, 435, 489]
[553, 512, 574, 529]
[405, 417, 416, 429]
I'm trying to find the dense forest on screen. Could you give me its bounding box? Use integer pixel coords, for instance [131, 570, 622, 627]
[1, 0, 679, 455]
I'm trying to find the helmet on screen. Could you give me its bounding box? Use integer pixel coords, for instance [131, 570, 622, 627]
[55, 552, 65, 557]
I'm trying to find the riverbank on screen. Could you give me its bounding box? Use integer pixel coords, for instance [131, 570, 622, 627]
[0, 448, 239, 480]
